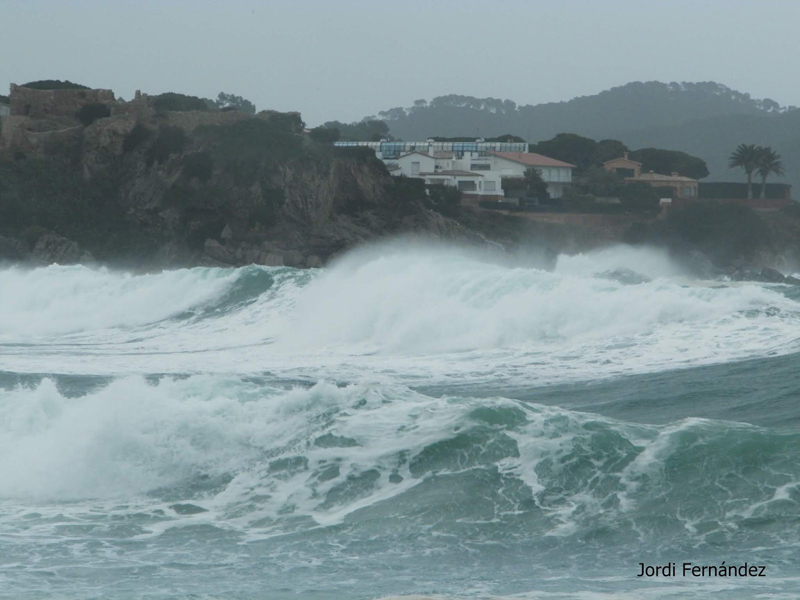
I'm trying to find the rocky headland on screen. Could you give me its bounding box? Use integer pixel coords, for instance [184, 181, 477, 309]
[1, 83, 799, 280]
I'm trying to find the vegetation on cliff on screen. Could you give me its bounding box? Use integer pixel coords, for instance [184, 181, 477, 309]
[20, 80, 92, 90]
[622, 201, 795, 268]
[0, 100, 446, 267]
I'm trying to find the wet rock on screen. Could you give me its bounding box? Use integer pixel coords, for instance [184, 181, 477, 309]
[259, 252, 284, 267]
[730, 265, 788, 284]
[203, 238, 235, 264]
[244, 245, 262, 264]
[31, 233, 83, 265]
[306, 255, 323, 268]
[282, 250, 305, 268]
[758, 267, 786, 283]
[598, 268, 651, 285]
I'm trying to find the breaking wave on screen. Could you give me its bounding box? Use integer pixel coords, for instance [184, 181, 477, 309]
[1, 243, 799, 385]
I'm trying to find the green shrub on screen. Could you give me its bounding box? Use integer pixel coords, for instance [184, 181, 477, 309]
[75, 102, 111, 126]
[309, 126, 340, 144]
[0, 159, 129, 257]
[619, 181, 661, 213]
[182, 151, 214, 182]
[196, 118, 304, 185]
[425, 184, 461, 217]
[122, 123, 152, 153]
[147, 125, 188, 165]
[252, 186, 285, 228]
[151, 92, 210, 113]
[667, 202, 772, 264]
[387, 176, 426, 209]
[262, 111, 305, 134]
[21, 80, 91, 90]
[699, 181, 791, 200]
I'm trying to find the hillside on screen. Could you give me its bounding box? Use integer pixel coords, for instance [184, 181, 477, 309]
[0, 87, 475, 268]
[371, 81, 799, 191]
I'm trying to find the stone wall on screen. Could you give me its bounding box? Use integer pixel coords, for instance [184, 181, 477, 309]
[1, 117, 83, 160]
[160, 109, 249, 133]
[9, 84, 117, 119]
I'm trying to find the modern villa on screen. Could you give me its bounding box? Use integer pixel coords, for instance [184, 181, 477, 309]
[603, 152, 698, 199]
[334, 140, 575, 202]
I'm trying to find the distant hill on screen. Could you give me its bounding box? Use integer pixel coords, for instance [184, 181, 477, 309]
[369, 81, 799, 193]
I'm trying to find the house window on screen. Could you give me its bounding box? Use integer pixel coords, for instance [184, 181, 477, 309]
[411, 161, 420, 176]
[683, 186, 693, 197]
[457, 180, 477, 192]
[616, 168, 635, 178]
[485, 181, 496, 192]
[470, 163, 491, 171]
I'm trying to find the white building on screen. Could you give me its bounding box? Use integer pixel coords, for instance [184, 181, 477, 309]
[394, 150, 503, 195]
[488, 152, 574, 199]
[334, 140, 574, 201]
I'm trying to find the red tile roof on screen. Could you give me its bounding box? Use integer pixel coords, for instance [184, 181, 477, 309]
[490, 151, 576, 168]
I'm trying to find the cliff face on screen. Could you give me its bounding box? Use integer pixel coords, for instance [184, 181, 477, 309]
[0, 97, 470, 268]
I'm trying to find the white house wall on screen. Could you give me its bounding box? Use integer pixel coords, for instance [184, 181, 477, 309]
[396, 153, 435, 177]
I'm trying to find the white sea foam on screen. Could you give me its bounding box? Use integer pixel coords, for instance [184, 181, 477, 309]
[0, 264, 236, 338]
[1, 243, 799, 387]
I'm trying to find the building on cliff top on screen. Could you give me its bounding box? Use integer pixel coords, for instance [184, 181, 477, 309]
[8, 83, 118, 119]
[604, 153, 698, 200]
[334, 140, 574, 203]
[603, 152, 641, 179]
[628, 171, 699, 199]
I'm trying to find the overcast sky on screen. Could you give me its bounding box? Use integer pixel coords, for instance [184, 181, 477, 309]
[3, 0, 800, 126]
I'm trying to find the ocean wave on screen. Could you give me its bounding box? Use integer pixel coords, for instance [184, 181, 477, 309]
[1, 244, 799, 386]
[1, 374, 798, 554]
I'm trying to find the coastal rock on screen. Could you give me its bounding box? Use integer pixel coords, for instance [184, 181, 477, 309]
[244, 245, 262, 264]
[31, 233, 84, 265]
[758, 267, 787, 283]
[259, 252, 284, 267]
[0, 236, 29, 261]
[282, 250, 305, 268]
[730, 265, 787, 284]
[598, 268, 651, 285]
[203, 239, 235, 265]
[306, 255, 323, 268]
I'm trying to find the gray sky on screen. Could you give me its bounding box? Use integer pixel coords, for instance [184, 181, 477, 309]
[3, 0, 800, 126]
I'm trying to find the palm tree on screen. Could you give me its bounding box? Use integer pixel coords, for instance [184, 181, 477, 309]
[756, 147, 785, 199]
[728, 144, 761, 199]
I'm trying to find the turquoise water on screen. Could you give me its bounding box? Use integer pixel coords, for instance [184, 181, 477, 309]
[1, 243, 799, 599]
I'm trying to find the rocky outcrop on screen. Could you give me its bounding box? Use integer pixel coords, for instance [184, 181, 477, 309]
[729, 265, 798, 284]
[8, 84, 116, 119]
[31, 233, 93, 265]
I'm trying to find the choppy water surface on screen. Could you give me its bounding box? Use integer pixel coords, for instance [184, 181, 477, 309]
[1, 242, 799, 599]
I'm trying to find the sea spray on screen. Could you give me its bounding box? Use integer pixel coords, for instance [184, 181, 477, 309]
[1, 244, 799, 386]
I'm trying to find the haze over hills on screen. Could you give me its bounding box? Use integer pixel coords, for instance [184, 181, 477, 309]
[367, 81, 799, 192]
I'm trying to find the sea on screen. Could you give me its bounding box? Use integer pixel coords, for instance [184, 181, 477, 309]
[1, 241, 799, 600]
